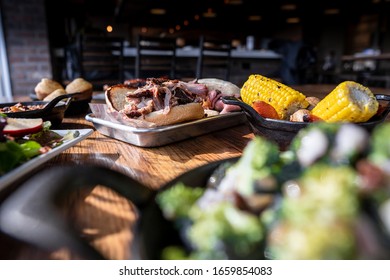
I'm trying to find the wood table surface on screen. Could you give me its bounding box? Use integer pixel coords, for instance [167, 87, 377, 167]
[0, 103, 254, 260]
[1, 83, 389, 260]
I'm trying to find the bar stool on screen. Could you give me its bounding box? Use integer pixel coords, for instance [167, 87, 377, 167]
[196, 35, 232, 80]
[78, 34, 124, 90]
[135, 35, 176, 79]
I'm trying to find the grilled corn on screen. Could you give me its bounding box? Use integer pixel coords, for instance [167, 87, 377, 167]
[311, 81, 378, 123]
[241, 74, 309, 120]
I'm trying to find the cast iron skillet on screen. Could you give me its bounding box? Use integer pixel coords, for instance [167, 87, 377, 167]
[0, 93, 80, 127]
[222, 94, 390, 150]
[0, 159, 236, 260]
[30, 92, 93, 116]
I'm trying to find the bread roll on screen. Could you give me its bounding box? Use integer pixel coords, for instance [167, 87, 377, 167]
[65, 78, 93, 101]
[43, 88, 67, 101]
[141, 102, 205, 126]
[35, 78, 64, 100]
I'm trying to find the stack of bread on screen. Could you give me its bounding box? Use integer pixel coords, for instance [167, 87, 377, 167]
[34, 77, 93, 102]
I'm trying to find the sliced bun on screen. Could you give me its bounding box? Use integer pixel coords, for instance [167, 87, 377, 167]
[106, 84, 205, 126]
[105, 84, 137, 112]
[65, 78, 93, 100]
[35, 78, 64, 100]
[141, 102, 205, 126]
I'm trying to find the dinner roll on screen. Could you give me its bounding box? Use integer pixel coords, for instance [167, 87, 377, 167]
[35, 78, 64, 100]
[65, 78, 93, 101]
[43, 88, 67, 101]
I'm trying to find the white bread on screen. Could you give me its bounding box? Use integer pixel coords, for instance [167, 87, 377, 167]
[105, 84, 136, 112]
[65, 78, 93, 101]
[141, 102, 205, 126]
[105, 85, 205, 126]
[35, 78, 64, 100]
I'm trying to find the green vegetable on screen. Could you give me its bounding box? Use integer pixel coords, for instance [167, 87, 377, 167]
[187, 202, 264, 259]
[369, 122, 390, 165]
[268, 164, 359, 259]
[156, 182, 204, 220]
[0, 140, 41, 175]
[20, 140, 42, 158]
[289, 122, 339, 155]
[218, 136, 281, 196]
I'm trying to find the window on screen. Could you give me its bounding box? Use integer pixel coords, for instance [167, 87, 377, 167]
[0, 9, 12, 101]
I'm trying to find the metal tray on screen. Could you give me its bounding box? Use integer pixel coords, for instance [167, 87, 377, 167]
[85, 111, 247, 147]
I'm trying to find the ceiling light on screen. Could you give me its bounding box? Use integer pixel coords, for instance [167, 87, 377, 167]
[286, 17, 300, 23]
[224, 0, 243, 5]
[150, 8, 166, 15]
[248, 15, 262, 21]
[324, 8, 340, 15]
[281, 4, 297, 11]
[106, 25, 113, 33]
[203, 8, 216, 18]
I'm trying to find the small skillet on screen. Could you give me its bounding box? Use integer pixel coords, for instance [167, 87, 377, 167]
[222, 94, 390, 149]
[0, 92, 80, 127]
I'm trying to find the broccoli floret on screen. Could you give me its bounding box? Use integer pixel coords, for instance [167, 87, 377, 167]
[187, 202, 265, 259]
[369, 122, 390, 165]
[269, 164, 359, 259]
[156, 183, 204, 220]
[289, 122, 340, 155]
[218, 136, 281, 197]
[289, 122, 370, 167]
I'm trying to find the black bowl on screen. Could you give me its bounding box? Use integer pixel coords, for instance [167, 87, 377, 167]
[138, 158, 240, 259]
[64, 97, 92, 116]
[1, 158, 390, 259]
[1, 93, 76, 127]
[222, 95, 390, 150]
[0, 159, 238, 260]
[29, 93, 92, 116]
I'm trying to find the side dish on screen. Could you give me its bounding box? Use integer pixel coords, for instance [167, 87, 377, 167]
[0, 114, 78, 176]
[156, 121, 390, 259]
[241, 74, 381, 123]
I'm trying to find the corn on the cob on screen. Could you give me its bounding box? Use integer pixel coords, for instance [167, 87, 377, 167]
[241, 74, 309, 120]
[311, 81, 378, 123]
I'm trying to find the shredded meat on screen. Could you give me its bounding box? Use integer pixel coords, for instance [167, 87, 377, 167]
[121, 78, 208, 118]
[0, 103, 45, 113]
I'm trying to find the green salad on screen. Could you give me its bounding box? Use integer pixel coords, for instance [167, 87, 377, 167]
[156, 122, 390, 260]
[0, 114, 77, 176]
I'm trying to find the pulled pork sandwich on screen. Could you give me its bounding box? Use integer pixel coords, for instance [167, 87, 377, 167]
[106, 78, 241, 126]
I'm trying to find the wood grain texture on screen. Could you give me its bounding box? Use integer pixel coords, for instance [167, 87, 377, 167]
[2, 85, 389, 259]
[0, 112, 253, 260]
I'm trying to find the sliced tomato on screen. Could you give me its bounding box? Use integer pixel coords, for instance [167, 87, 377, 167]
[252, 101, 280, 119]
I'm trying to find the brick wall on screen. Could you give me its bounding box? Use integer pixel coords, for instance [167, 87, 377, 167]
[1, 0, 52, 97]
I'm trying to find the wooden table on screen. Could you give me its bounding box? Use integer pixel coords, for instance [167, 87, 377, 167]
[0, 106, 254, 260]
[1, 85, 389, 260]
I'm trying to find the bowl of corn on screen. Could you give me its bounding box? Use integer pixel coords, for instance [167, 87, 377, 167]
[223, 74, 390, 150]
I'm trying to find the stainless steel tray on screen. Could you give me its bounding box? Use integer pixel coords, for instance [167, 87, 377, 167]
[85, 111, 247, 147]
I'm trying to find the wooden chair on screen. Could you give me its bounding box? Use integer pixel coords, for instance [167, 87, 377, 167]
[79, 35, 124, 90]
[196, 35, 232, 80]
[135, 35, 176, 79]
